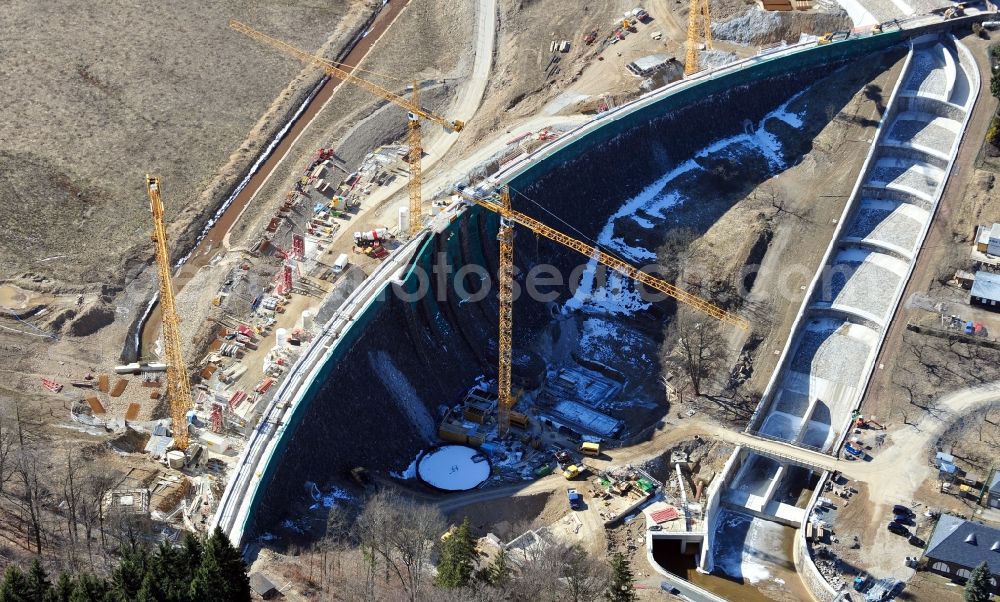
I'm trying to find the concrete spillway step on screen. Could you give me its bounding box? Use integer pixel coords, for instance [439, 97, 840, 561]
[882, 113, 960, 160]
[946, 41, 973, 109]
[813, 247, 909, 327]
[902, 0, 953, 13]
[843, 199, 929, 259]
[866, 158, 943, 203]
[902, 44, 951, 102]
[788, 318, 878, 387]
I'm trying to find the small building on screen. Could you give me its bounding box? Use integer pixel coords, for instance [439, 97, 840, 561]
[975, 223, 1000, 256]
[249, 573, 279, 599]
[988, 471, 1000, 509]
[970, 271, 1000, 310]
[923, 514, 1000, 591]
[970, 224, 1000, 267]
[956, 269, 976, 289]
[626, 54, 683, 80]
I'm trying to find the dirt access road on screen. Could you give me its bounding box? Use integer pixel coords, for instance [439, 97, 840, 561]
[221, 0, 496, 254]
[856, 382, 1000, 578]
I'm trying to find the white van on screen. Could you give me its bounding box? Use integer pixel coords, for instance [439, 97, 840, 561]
[332, 253, 349, 274]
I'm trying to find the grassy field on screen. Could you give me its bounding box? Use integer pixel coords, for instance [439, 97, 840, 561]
[0, 0, 367, 288]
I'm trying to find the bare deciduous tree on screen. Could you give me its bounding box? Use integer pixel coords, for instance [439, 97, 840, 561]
[664, 308, 725, 396]
[354, 490, 445, 602]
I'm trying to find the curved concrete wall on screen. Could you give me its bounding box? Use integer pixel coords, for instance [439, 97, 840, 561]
[223, 31, 917, 545]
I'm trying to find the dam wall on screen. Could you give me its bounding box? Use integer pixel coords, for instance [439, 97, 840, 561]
[236, 31, 916, 542]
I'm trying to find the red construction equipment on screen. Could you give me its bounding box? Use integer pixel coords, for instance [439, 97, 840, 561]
[227, 390, 248, 410]
[210, 402, 224, 433]
[41, 378, 63, 393]
[855, 416, 885, 430]
[292, 234, 305, 260]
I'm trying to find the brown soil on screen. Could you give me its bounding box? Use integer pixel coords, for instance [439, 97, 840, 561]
[657, 48, 909, 417]
[446, 490, 561, 541]
[0, 0, 371, 289]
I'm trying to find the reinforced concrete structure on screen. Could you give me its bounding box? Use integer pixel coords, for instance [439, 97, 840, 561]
[700, 31, 980, 597]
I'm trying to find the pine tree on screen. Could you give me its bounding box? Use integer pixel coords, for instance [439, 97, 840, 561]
[110, 542, 150, 601]
[180, 533, 202, 576]
[487, 548, 510, 587]
[52, 574, 73, 602]
[148, 541, 191, 602]
[24, 561, 52, 602]
[436, 517, 476, 588]
[189, 527, 250, 602]
[605, 553, 636, 602]
[1, 565, 31, 602]
[189, 545, 225, 602]
[134, 574, 158, 602]
[68, 574, 109, 602]
[965, 561, 993, 602]
[208, 527, 250, 601]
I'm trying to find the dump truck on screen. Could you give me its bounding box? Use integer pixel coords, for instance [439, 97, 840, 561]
[567, 488, 583, 510]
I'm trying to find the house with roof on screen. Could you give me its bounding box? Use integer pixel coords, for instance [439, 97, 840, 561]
[988, 471, 1000, 510]
[970, 271, 1000, 311]
[923, 514, 1000, 591]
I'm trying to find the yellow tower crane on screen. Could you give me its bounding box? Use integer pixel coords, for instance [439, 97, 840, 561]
[496, 188, 515, 436]
[145, 176, 194, 450]
[229, 20, 465, 236]
[685, 0, 713, 76]
[461, 186, 748, 436]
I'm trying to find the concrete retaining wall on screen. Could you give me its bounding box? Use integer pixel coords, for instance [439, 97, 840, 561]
[794, 472, 841, 602]
[699, 446, 746, 572]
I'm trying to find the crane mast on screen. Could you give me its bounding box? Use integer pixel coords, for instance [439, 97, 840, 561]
[496, 189, 515, 438]
[146, 176, 193, 449]
[461, 185, 748, 435]
[229, 20, 464, 236]
[408, 81, 423, 236]
[685, 0, 713, 76]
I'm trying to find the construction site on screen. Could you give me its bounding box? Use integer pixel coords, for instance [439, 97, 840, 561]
[5, 0, 1000, 599]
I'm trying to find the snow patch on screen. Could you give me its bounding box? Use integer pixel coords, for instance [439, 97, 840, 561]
[280, 519, 306, 534]
[566, 95, 806, 316]
[632, 215, 656, 229]
[417, 445, 491, 491]
[391, 450, 423, 480]
[307, 481, 352, 510]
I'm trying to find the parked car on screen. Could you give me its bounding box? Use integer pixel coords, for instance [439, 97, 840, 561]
[909, 535, 926, 547]
[649, 525, 663, 532]
[894, 514, 915, 526]
[888, 522, 910, 536]
[893, 504, 914, 516]
[660, 583, 681, 595]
